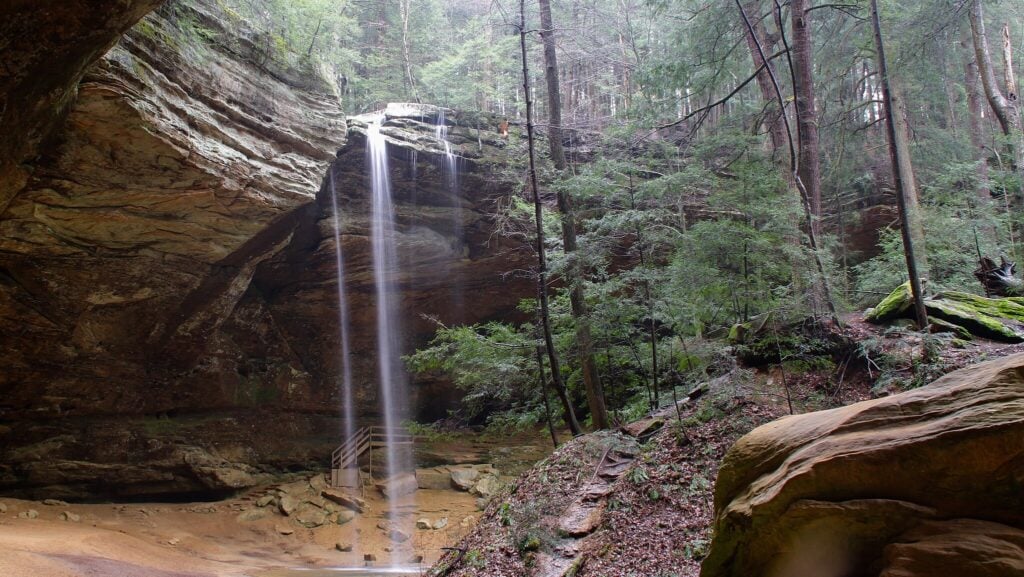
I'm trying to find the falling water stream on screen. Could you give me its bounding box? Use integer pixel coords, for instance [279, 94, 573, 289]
[327, 171, 360, 558]
[366, 116, 414, 567]
[435, 109, 464, 319]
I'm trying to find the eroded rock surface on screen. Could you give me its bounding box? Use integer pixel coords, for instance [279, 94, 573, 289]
[701, 353, 1024, 577]
[0, 2, 529, 499]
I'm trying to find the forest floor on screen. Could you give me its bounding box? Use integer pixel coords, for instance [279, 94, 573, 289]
[427, 315, 1024, 577]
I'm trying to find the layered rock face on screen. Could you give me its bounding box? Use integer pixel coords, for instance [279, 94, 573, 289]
[0, 3, 529, 499]
[0, 0, 165, 211]
[701, 353, 1024, 577]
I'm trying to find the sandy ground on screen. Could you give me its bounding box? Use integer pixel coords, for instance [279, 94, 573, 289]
[0, 487, 480, 577]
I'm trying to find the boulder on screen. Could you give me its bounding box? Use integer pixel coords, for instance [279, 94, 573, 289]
[321, 488, 365, 513]
[865, 281, 914, 322]
[0, 502, 6, 514]
[450, 467, 480, 491]
[18, 509, 38, 519]
[293, 503, 330, 528]
[879, 519, 1024, 577]
[376, 473, 419, 498]
[276, 525, 294, 536]
[701, 353, 1024, 577]
[278, 495, 300, 516]
[256, 494, 277, 508]
[335, 542, 353, 552]
[416, 467, 454, 490]
[470, 475, 501, 498]
[377, 521, 411, 543]
[336, 510, 356, 525]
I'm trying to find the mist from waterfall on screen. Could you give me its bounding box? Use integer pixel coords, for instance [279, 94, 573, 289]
[327, 170, 360, 556]
[366, 116, 413, 565]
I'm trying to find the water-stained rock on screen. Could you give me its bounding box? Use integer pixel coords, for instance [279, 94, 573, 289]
[701, 353, 1024, 577]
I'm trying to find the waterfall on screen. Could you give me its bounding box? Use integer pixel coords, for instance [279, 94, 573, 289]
[435, 109, 464, 320]
[366, 116, 413, 565]
[327, 170, 359, 556]
[435, 108, 458, 192]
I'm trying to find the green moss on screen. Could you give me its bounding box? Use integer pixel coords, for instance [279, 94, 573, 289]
[938, 291, 1024, 322]
[923, 299, 1024, 343]
[865, 281, 913, 323]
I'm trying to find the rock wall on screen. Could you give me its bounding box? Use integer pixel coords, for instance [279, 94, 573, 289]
[701, 353, 1024, 577]
[0, 2, 530, 500]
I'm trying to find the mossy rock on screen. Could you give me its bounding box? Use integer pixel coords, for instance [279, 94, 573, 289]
[923, 299, 1024, 343]
[927, 317, 972, 340]
[936, 291, 1024, 323]
[865, 282, 913, 323]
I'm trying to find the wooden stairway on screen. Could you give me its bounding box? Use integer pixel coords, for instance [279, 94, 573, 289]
[330, 426, 423, 489]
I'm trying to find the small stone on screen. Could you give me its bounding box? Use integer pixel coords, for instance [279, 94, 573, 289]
[476, 498, 489, 511]
[335, 542, 353, 552]
[59, 511, 80, 522]
[19, 509, 39, 519]
[433, 517, 448, 530]
[408, 554, 424, 564]
[364, 553, 377, 563]
[460, 516, 474, 527]
[256, 495, 276, 508]
[0, 502, 7, 514]
[236, 508, 268, 522]
[43, 499, 67, 506]
[276, 525, 295, 535]
[384, 546, 393, 553]
[336, 510, 356, 525]
[416, 517, 432, 530]
[167, 538, 180, 546]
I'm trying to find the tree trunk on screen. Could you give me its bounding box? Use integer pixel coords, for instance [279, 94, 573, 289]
[890, 81, 929, 275]
[870, 0, 928, 330]
[538, 0, 609, 430]
[790, 0, 823, 238]
[519, 0, 582, 436]
[969, 0, 1023, 172]
[742, 0, 787, 161]
[399, 0, 419, 103]
[964, 38, 991, 200]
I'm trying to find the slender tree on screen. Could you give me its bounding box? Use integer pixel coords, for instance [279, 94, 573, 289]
[518, 0, 582, 436]
[538, 0, 610, 429]
[870, 0, 928, 329]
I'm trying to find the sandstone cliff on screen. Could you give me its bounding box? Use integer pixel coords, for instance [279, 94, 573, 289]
[0, 2, 529, 499]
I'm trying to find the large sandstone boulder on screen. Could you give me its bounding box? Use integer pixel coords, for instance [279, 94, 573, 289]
[701, 353, 1024, 577]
